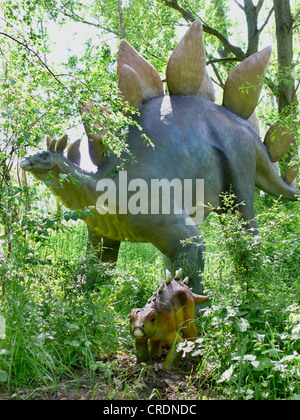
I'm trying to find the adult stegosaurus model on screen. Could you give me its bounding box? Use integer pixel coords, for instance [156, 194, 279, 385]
[21, 21, 299, 298]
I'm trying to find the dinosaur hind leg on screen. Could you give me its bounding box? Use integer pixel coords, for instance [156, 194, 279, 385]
[151, 220, 205, 296]
[228, 145, 259, 235]
[181, 317, 199, 341]
[220, 180, 261, 272]
[171, 236, 205, 296]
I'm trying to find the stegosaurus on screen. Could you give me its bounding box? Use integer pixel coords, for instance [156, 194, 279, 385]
[21, 20, 299, 299]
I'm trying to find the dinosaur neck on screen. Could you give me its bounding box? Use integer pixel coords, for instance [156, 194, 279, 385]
[48, 158, 98, 211]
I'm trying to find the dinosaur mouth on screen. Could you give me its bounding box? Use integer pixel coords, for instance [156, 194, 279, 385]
[20, 158, 47, 174]
[133, 328, 145, 339]
[20, 158, 32, 171]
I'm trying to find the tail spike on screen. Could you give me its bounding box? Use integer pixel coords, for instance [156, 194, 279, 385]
[194, 295, 210, 305]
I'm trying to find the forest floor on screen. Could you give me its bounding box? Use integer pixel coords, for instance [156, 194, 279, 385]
[0, 351, 215, 400]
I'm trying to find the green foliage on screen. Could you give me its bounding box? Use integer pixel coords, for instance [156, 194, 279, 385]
[1, 194, 299, 400]
[0, 219, 162, 391]
[0, 0, 299, 400]
[89, 0, 178, 73]
[189, 195, 300, 400]
[0, 246, 116, 387]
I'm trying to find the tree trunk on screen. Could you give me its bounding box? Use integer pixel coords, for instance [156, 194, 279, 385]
[211, 0, 230, 58]
[244, 0, 260, 56]
[273, 0, 298, 172]
[273, 0, 296, 114]
[117, 0, 126, 39]
[0, 161, 12, 259]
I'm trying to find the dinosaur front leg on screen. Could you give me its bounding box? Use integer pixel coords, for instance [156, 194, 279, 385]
[100, 237, 121, 263]
[135, 338, 150, 362]
[87, 227, 120, 263]
[149, 339, 162, 359]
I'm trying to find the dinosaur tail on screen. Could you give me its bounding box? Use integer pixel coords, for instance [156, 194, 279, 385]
[193, 294, 209, 305]
[255, 138, 300, 201]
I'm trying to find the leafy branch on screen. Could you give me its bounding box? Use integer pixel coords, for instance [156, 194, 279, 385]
[0, 31, 78, 101]
[161, 0, 246, 60]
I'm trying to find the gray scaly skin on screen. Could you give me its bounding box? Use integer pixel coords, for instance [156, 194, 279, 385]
[20, 95, 299, 297]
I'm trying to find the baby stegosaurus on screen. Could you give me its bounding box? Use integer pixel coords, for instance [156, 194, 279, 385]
[129, 268, 209, 369]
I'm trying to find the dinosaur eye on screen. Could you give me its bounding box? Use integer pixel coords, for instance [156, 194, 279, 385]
[149, 315, 156, 325]
[41, 153, 49, 161]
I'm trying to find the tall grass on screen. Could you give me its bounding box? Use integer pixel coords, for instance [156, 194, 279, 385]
[0, 195, 299, 399]
[0, 218, 163, 394]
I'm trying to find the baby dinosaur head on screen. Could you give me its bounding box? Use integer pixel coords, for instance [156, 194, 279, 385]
[129, 306, 158, 340]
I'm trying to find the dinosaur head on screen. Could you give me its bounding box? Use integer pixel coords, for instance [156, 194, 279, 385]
[129, 307, 158, 340]
[20, 150, 57, 174]
[20, 135, 81, 181]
